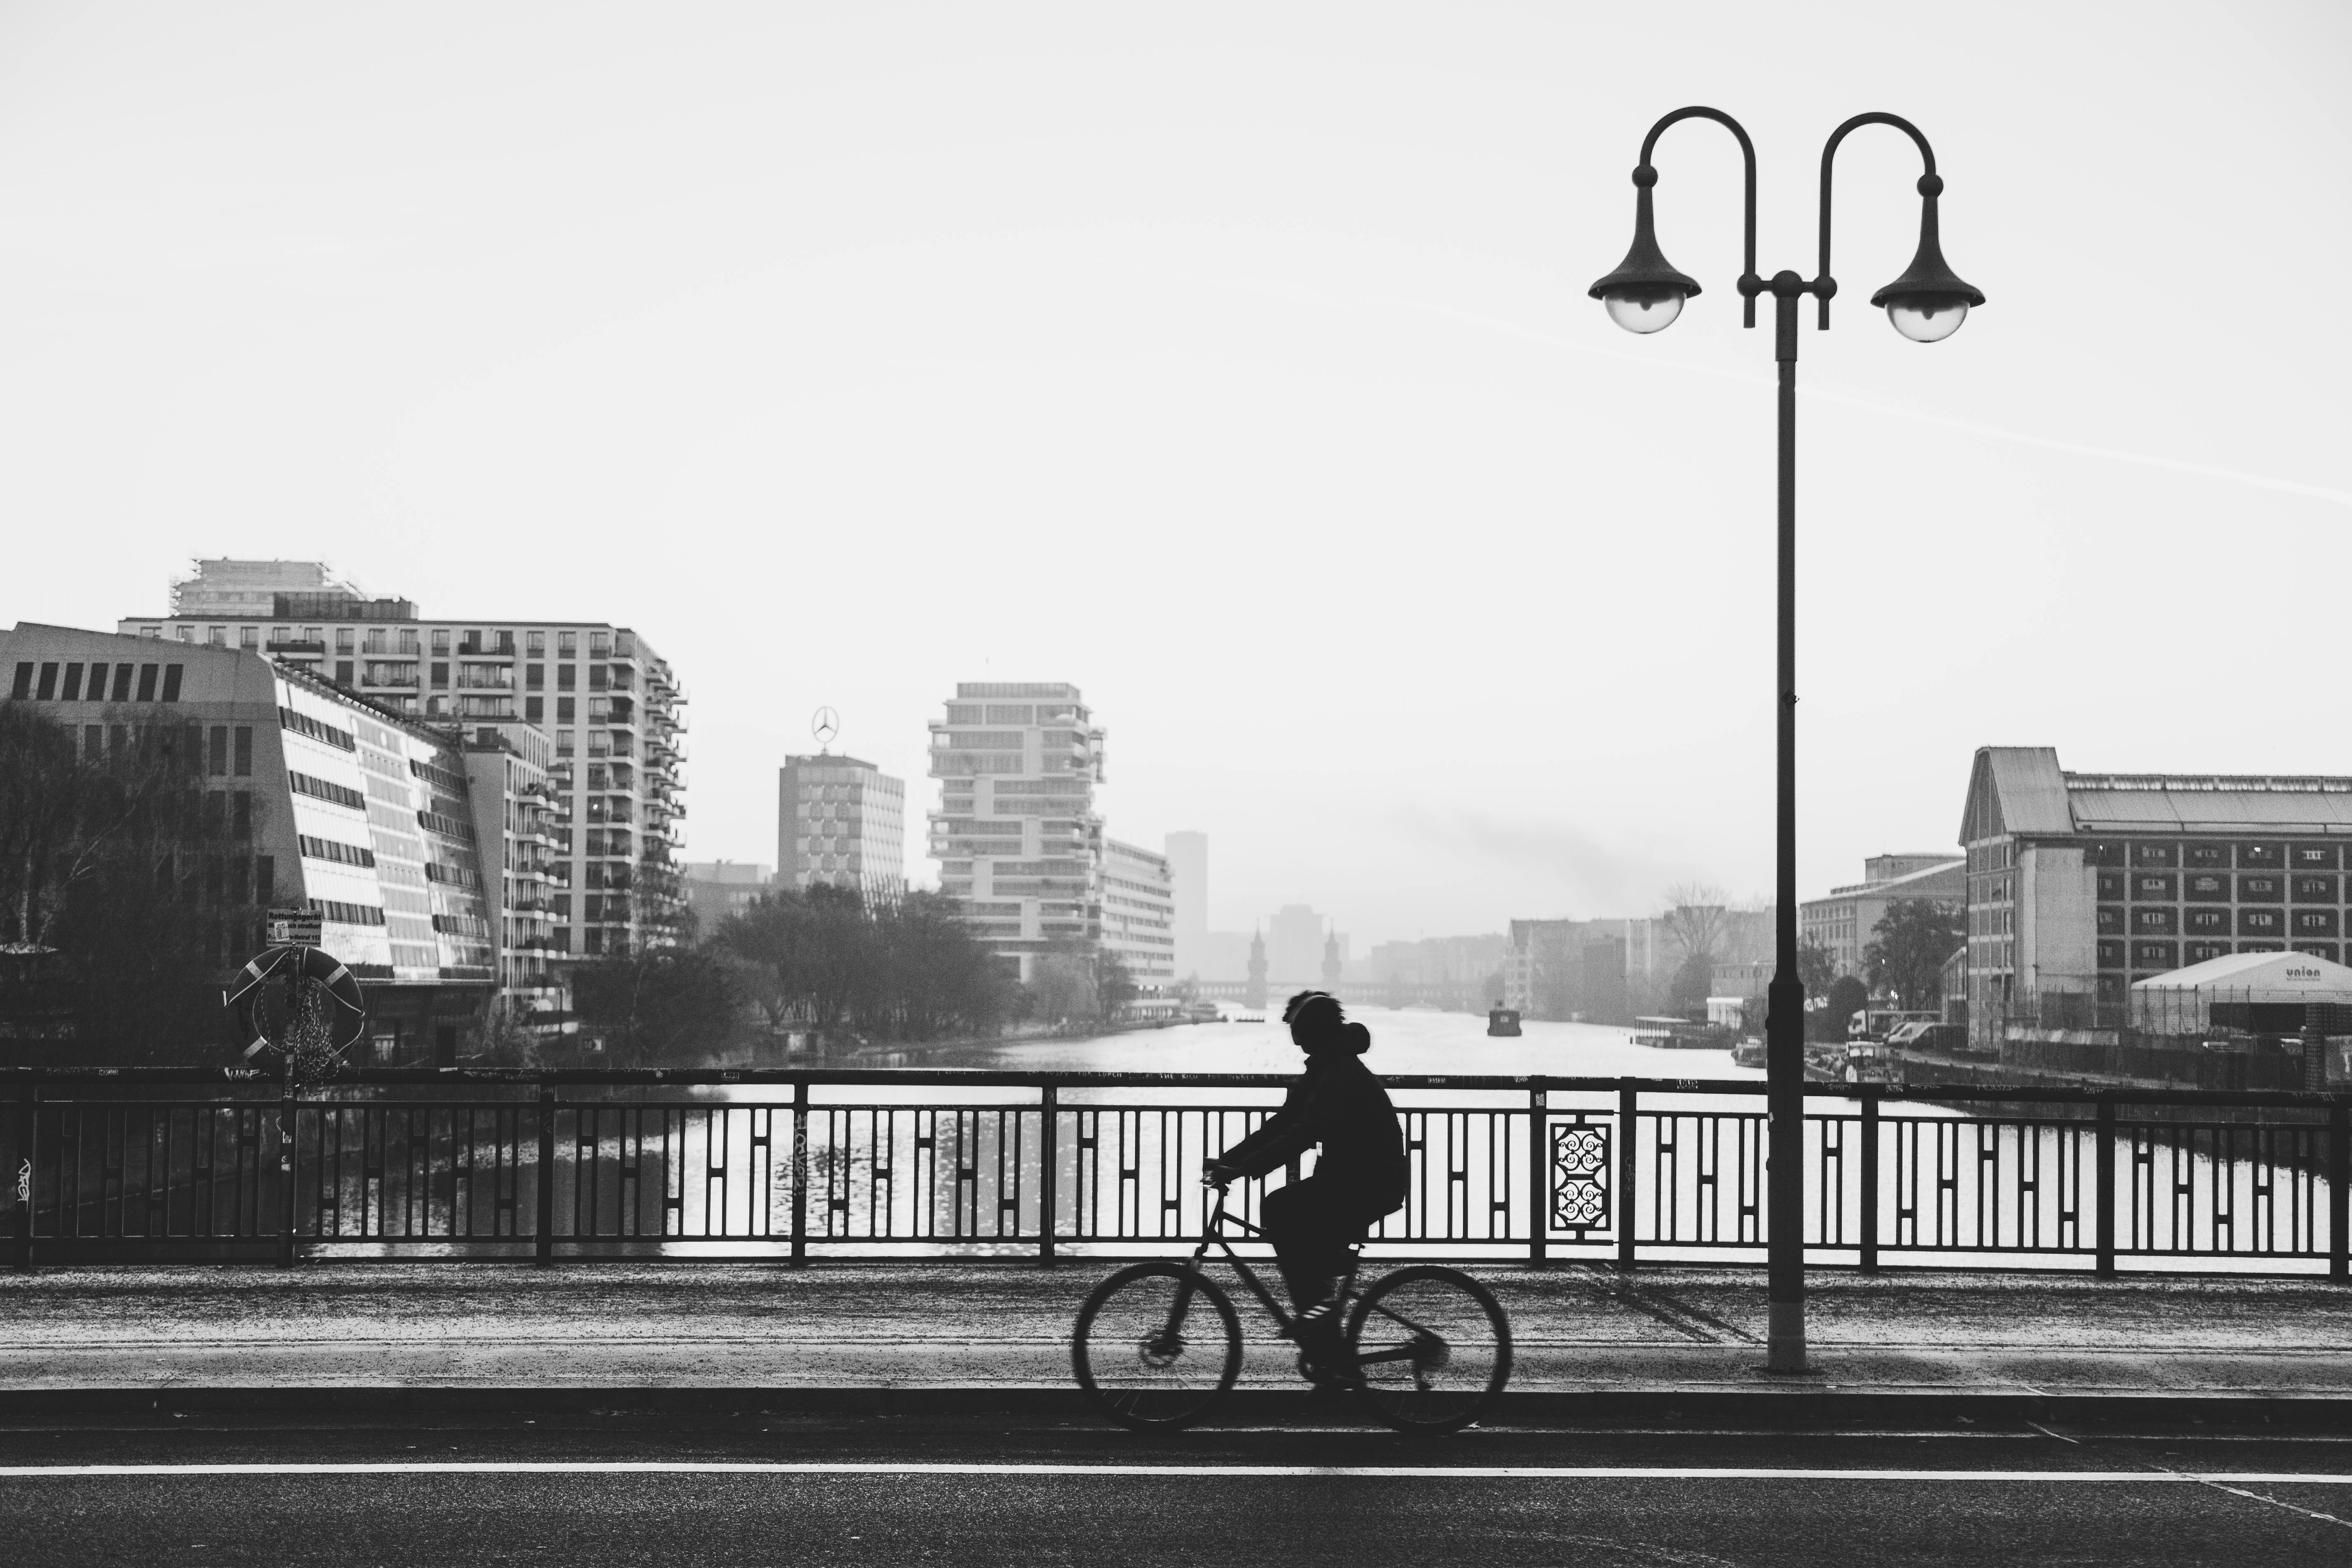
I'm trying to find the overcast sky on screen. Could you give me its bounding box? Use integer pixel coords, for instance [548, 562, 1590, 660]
[3, 2, 2348, 945]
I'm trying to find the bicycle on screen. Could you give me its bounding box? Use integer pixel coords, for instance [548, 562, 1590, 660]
[1071, 1183, 1512, 1434]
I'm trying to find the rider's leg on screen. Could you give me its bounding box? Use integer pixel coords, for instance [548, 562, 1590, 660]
[1263, 1179, 1349, 1311]
[1266, 1181, 1361, 1380]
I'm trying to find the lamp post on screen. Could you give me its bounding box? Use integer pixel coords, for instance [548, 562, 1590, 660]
[1590, 108, 1982, 1374]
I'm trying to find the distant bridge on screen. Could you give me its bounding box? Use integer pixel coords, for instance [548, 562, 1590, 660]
[1186, 980, 1495, 1011]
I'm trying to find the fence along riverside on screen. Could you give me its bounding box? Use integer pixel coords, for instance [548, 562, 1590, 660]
[4, 1068, 2347, 1277]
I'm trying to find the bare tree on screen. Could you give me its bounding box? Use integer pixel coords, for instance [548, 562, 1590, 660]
[1657, 882, 1733, 965]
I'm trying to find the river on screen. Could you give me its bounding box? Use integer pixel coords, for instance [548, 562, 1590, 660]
[803, 1005, 1766, 1081]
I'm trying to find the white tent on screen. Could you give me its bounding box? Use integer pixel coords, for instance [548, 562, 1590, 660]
[2130, 951, 2352, 1035]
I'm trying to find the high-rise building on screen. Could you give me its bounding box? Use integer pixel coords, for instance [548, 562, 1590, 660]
[1265, 903, 1343, 987]
[1165, 830, 1207, 978]
[927, 682, 1105, 983]
[3, 623, 556, 1059]
[778, 754, 905, 899]
[1101, 838, 1175, 993]
[119, 560, 685, 962]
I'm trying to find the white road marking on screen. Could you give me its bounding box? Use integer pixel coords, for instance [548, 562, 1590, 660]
[1, 1462, 2350, 1482]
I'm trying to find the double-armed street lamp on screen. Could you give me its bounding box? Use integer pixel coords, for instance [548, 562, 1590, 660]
[1589, 107, 1983, 1374]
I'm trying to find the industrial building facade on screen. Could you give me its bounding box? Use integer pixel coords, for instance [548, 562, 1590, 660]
[1959, 746, 2352, 1045]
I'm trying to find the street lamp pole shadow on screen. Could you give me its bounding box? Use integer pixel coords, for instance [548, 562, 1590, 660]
[1589, 107, 1985, 1375]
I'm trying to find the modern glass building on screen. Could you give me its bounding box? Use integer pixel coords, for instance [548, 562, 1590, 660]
[926, 683, 1106, 983]
[118, 560, 684, 962]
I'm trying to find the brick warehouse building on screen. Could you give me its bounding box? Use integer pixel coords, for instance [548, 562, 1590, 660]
[1959, 746, 2352, 1047]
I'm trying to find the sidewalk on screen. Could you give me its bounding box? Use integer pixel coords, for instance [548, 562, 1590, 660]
[5, 1262, 2349, 1422]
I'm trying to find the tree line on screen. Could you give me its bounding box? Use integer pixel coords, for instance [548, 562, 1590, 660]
[565, 883, 1132, 1061]
[0, 704, 269, 1059]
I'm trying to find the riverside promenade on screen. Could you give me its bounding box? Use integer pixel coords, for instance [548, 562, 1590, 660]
[6, 1261, 2349, 1425]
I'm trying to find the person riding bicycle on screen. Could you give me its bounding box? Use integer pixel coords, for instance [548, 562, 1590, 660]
[1202, 990, 1408, 1384]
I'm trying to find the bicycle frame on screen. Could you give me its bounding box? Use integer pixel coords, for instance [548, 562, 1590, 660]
[1167, 1186, 1434, 1374]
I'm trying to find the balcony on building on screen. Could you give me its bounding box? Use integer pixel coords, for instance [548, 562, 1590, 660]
[362, 661, 421, 689]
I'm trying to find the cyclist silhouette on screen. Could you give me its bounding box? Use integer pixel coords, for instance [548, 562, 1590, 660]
[1203, 990, 1408, 1380]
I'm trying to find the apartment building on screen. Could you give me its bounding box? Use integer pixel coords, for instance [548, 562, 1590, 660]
[2, 623, 544, 1061]
[1101, 838, 1176, 998]
[119, 560, 685, 961]
[1502, 918, 1630, 1023]
[778, 754, 906, 900]
[459, 726, 563, 1023]
[927, 682, 1106, 983]
[1798, 854, 1966, 979]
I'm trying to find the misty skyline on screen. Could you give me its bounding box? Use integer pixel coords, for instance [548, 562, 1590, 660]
[2, 3, 2347, 947]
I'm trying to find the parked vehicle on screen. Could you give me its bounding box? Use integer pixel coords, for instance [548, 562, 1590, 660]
[1848, 1006, 1939, 1043]
[1884, 1019, 1966, 1055]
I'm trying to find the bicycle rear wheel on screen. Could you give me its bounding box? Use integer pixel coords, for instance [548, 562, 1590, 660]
[1346, 1264, 1512, 1434]
[1072, 1261, 1243, 1431]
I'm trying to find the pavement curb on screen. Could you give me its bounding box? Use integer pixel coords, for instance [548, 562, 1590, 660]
[5, 1386, 2351, 1431]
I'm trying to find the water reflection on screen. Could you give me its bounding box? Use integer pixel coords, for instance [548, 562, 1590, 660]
[796, 1006, 1766, 1082]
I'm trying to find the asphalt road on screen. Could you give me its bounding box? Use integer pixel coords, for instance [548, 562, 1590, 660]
[1, 1415, 2348, 1566]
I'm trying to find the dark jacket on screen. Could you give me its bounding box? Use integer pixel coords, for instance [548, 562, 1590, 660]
[1218, 1048, 1408, 1218]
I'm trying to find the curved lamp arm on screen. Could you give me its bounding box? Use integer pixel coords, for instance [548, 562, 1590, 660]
[1639, 106, 1760, 328]
[1814, 112, 1937, 329]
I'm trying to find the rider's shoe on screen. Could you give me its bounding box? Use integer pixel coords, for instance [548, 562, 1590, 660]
[1293, 1299, 1360, 1389]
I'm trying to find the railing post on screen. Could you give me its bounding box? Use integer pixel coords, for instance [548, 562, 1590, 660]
[2331, 1097, 2349, 1282]
[535, 1080, 556, 1267]
[2095, 1095, 2117, 1278]
[11, 1083, 33, 1272]
[1616, 1080, 1638, 1272]
[790, 1078, 809, 1268]
[276, 1061, 298, 1269]
[1859, 1086, 1880, 1274]
[1038, 1083, 1059, 1267]
[1527, 1085, 1547, 1267]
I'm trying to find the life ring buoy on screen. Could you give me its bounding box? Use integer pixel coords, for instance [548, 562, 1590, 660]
[224, 945, 369, 1060]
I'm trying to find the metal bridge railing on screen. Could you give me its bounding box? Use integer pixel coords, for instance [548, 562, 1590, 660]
[3, 1069, 2347, 1277]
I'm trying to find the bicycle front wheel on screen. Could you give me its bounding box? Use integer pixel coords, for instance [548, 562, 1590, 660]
[1072, 1262, 1243, 1431]
[1347, 1264, 1512, 1434]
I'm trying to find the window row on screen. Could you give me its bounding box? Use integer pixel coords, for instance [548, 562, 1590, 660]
[12, 660, 183, 703]
[2099, 871, 2350, 902]
[299, 833, 376, 869]
[2099, 905, 2327, 936]
[416, 809, 477, 844]
[288, 770, 367, 813]
[2085, 839, 2343, 871]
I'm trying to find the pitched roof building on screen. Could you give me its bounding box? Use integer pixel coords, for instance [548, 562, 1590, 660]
[1958, 746, 2352, 1046]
